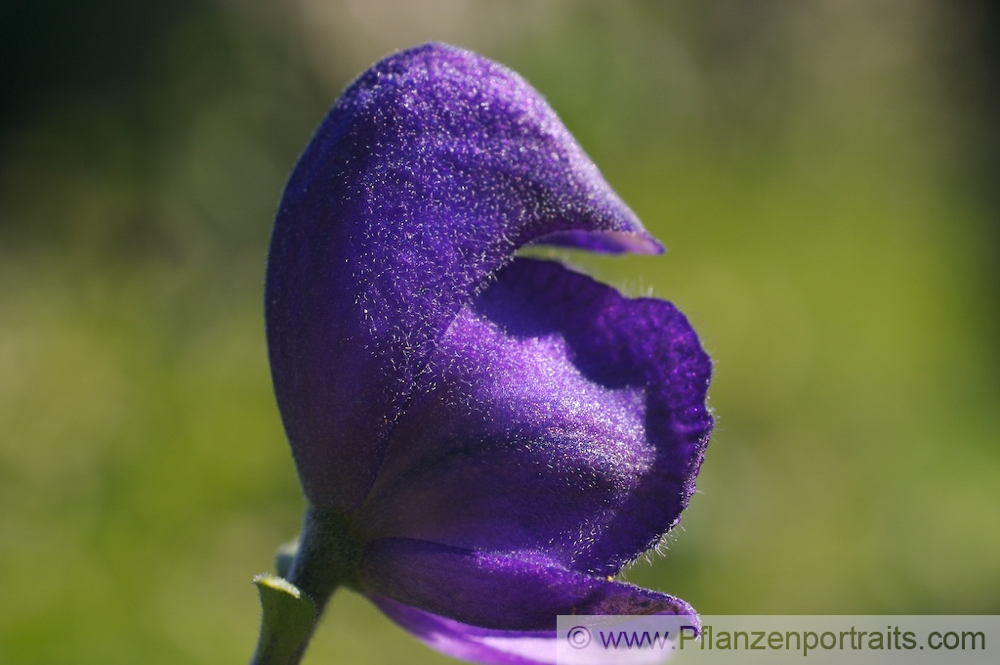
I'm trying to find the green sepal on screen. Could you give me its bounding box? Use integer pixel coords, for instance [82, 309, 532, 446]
[250, 573, 316, 665]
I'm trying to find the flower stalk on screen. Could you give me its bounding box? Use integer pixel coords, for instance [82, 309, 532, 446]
[249, 575, 314, 665]
[251, 507, 361, 665]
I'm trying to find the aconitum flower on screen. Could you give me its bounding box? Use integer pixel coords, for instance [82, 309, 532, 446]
[261, 42, 713, 665]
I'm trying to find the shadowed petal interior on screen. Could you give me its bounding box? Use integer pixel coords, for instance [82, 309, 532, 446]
[358, 258, 711, 575]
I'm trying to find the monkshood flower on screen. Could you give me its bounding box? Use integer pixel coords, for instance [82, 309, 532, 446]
[256, 42, 713, 665]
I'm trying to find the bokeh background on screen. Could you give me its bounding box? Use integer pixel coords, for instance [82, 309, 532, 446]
[2, 1, 998, 663]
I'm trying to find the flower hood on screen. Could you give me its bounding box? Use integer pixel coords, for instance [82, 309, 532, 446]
[265, 42, 713, 665]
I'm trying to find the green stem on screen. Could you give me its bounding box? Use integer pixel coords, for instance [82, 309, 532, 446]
[250, 506, 362, 665]
[250, 574, 316, 665]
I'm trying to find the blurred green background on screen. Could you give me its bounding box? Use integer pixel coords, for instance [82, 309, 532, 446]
[2, 1, 998, 663]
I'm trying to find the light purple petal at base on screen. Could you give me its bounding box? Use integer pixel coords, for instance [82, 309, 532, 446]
[371, 595, 556, 665]
[370, 585, 691, 665]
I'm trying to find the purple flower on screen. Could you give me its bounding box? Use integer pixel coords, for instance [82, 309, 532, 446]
[264, 43, 713, 665]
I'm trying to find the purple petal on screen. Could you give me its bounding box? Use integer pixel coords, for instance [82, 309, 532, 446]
[266, 43, 659, 512]
[370, 595, 556, 665]
[361, 538, 694, 632]
[372, 595, 684, 665]
[357, 258, 712, 574]
[532, 229, 662, 255]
